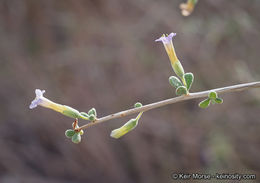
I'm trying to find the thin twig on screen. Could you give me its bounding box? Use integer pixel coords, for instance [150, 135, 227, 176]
[77, 81, 260, 130]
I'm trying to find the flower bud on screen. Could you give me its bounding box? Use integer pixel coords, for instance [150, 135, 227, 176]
[180, 0, 197, 16]
[110, 119, 138, 139]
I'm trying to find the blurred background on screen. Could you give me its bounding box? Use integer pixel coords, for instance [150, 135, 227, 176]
[0, 0, 259, 182]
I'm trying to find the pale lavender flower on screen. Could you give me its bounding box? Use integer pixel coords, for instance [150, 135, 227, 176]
[29, 89, 46, 109]
[29, 89, 88, 119]
[29, 89, 65, 112]
[155, 32, 176, 44]
[155, 33, 178, 64]
[155, 32, 185, 78]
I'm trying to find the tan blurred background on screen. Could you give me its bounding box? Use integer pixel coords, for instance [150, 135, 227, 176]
[0, 0, 260, 183]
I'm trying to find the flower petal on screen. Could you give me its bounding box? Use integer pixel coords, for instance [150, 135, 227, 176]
[155, 33, 176, 44]
[155, 36, 166, 42]
[29, 98, 42, 109]
[29, 89, 45, 109]
[168, 32, 176, 40]
[35, 89, 45, 97]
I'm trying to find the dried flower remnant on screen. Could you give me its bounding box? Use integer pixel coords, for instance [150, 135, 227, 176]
[180, 0, 197, 16]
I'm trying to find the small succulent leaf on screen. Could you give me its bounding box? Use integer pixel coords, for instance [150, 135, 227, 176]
[89, 114, 96, 121]
[65, 129, 75, 138]
[176, 86, 188, 96]
[72, 132, 81, 144]
[88, 108, 97, 117]
[215, 98, 223, 104]
[184, 72, 194, 91]
[199, 98, 211, 109]
[134, 102, 143, 108]
[169, 76, 183, 89]
[110, 119, 138, 139]
[208, 91, 217, 99]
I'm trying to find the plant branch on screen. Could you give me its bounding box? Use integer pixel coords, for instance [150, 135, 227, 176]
[77, 81, 260, 130]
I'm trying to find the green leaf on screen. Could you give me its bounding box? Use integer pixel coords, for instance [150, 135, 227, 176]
[72, 133, 81, 144]
[134, 102, 142, 108]
[169, 76, 182, 89]
[215, 98, 223, 104]
[65, 129, 75, 138]
[208, 91, 217, 99]
[110, 119, 138, 139]
[89, 114, 96, 121]
[88, 108, 97, 117]
[199, 98, 211, 108]
[184, 72, 194, 91]
[176, 86, 188, 96]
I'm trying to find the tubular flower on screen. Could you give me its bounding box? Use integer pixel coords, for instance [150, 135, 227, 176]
[29, 89, 65, 112]
[155, 33, 178, 65]
[29, 89, 88, 119]
[155, 33, 185, 79]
